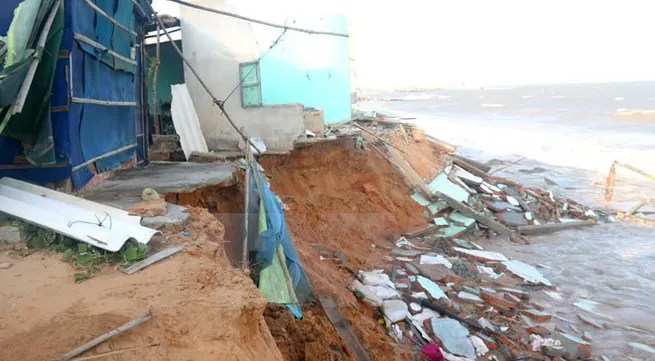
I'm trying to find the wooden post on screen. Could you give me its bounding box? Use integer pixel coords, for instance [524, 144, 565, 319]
[152, 22, 161, 134]
[604, 163, 616, 202]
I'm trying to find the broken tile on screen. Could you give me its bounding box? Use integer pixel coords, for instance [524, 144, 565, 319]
[437, 224, 471, 238]
[453, 166, 483, 185]
[470, 335, 489, 356]
[497, 210, 529, 226]
[477, 266, 501, 279]
[484, 199, 521, 212]
[431, 318, 477, 360]
[458, 291, 484, 304]
[454, 248, 509, 262]
[521, 309, 552, 322]
[577, 314, 604, 329]
[470, 242, 484, 250]
[392, 249, 423, 257]
[502, 260, 552, 286]
[506, 196, 520, 206]
[420, 254, 453, 268]
[629, 342, 655, 355]
[412, 291, 428, 299]
[428, 173, 470, 204]
[434, 217, 450, 226]
[417, 276, 448, 299]
[452, 238, 475, 249]
[410, 302, 422, 312]
[449, 211, 476, 227]
[477, 317, 498, 332]
[395, 257, 415, 262]
[411, 192, 431, 206]
[396, 236, 429, 250]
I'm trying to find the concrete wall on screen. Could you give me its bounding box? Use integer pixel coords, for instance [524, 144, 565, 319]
[252, 15, 351, 124]
[179, 0, 304, 152]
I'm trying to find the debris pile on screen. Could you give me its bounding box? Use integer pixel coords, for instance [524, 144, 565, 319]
[350, 235, 598, 361]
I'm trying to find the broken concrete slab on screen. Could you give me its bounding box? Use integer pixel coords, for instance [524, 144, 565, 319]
[454, 248, 509, 262]
[420, 254, 453, 268]
[502, 260, 552, 286]
[483, 199, 521, 212]
[82, 162, 237, 208]
[416, 263, 454, 283]
[430, 318, 477, 360]
[497, 210, 529, 226]
[417, 275, 447, 299]
[140, 203, 190, 232]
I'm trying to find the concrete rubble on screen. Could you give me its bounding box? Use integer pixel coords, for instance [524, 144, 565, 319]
[337, 117, 618, 361]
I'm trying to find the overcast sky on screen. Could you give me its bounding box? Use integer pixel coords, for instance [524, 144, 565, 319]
[153, 0, 655, 89]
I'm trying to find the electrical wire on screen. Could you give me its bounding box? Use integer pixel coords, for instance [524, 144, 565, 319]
[165, 0, 348, 37]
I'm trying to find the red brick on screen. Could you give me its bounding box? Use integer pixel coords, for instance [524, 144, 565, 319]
[480, 291, 517, 309]
[521, 309, 552, 322]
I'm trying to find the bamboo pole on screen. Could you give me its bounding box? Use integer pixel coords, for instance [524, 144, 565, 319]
[52, 313, 152, 361]
[242, 146, 251, 268]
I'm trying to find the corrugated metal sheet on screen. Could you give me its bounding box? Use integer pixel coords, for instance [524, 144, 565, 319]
[170, 83, 208, 159]
[0, 177, 158, 252]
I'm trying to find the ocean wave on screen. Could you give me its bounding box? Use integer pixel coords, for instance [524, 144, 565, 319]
[615, 97, 624, 101]
[480, 103, 504, 108]
[521, 95, 534, 99]
[614, 108, 655, 118]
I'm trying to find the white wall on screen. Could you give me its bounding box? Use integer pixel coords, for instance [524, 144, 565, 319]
[179, 0, 304, 151]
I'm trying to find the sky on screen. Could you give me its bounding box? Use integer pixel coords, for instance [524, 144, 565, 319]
[152, 0, 655, 89]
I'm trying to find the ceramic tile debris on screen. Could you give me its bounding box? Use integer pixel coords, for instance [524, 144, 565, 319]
[453, 248, 509, 262]
[430, 318, 477, 360]
[502, 260, 552, 286]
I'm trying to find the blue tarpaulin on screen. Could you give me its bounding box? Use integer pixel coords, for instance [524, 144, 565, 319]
[249, 158, 313, 316]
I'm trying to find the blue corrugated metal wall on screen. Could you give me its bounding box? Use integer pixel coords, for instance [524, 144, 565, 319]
[0, 0, 149, 189]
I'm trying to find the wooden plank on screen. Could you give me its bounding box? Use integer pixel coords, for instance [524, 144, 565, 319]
[517, 221, 595, 235]
[52, 314, 152, 361]
[383, 143, 434, 200]
[121, 245, 183, 275]
[435, 191, 513, 236]
[319, 297, 372, 361]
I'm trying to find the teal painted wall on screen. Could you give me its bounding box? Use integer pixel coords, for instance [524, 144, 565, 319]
[146, 40, 185, 114]
[256, 15, 351, 124]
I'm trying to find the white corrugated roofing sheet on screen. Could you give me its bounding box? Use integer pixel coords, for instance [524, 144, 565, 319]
[0, 177, 159, 252]
[171, 83, 209, 159]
